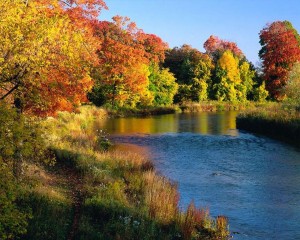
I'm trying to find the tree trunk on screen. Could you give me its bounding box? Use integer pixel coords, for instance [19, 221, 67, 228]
[13, 97, 23, 180]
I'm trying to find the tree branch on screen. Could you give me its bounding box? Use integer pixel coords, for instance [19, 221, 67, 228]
[0, 83, 20, 100]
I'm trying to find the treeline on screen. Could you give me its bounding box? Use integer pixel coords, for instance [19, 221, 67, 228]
[1, 2, 300, 114]
[89, 20, 300, 108]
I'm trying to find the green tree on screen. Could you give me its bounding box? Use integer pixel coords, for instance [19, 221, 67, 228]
[253, 82, 269, 102]
[165, 45, 214, 103]
[282, 62, 300, 107]
[148, 64, 178, 106]
[0, 102, 52, 238]
[0, 161, 30, 240]
[0, 102, 52, 178]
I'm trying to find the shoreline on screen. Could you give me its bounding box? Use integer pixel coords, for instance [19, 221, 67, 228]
[22, 105, 230, 239]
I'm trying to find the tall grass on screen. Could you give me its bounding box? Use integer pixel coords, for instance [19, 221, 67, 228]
[23, 105, 230, 239]
[106, 104, 181, 117]
[180, 101, 254, 112]
[237, 102, 300, 146]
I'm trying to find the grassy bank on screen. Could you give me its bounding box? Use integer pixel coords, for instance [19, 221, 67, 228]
[19, 105, 229, 239]
[179, 101, 254, 113]
[237, 103, 300, 147]
[104, 105, 181, 117]
[101, 100, 256, 118]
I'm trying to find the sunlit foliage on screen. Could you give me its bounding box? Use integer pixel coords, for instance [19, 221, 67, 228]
[259, 20, 300, 99]
[0, 0, 106, 116]
[90, 16, 170, 108]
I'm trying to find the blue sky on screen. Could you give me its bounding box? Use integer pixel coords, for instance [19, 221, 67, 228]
[99, 0, 300, 65]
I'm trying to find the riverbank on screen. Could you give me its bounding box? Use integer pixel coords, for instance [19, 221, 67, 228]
[237, 103, 300, 147]
[106, 105, 180, 117]
[20, 105, 229, 239]
[104, 101, 255, 118]
[179, 101, 253, 113]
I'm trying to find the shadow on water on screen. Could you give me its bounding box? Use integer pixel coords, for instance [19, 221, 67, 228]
[98, 112, 300, 240]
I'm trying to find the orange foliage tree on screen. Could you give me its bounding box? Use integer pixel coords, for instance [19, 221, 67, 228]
[90, 16, 170, 107]
[259, 21, 300, 99]
[138, 33, 168, 64]
[0, 0, 107, 116]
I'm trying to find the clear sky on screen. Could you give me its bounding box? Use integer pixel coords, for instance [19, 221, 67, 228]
[99, 0, 300, 66]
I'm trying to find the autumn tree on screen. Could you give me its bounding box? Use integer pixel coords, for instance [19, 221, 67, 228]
[204, 35, 244, 60]
[202, 35, 258, 102]
[139, 33, 168, 64]
[213, 50, 240, 101]
[0, 0, 107, 237]
[90, 16, 172, 108]
[90, 17, 152, 107]
[0, 0, 106, 116]
[259, 21, 300, 99]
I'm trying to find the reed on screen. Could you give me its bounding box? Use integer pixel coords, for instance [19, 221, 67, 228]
[237, 102, 300, 146]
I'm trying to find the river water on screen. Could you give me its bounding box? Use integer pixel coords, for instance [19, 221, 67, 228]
[98, 112, 300, 239]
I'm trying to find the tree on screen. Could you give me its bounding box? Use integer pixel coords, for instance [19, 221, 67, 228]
[139, 33, 168, 64]
[164, 45, 197, 84]
[204, 35, 244, 60]
[203, 35, 256, 102]
[148, 64, 178, 106]
[259, 21, 300, 99]
[253, 82, 269, 102]
[239, 61, 255, 97]
[282, 62, 300, 106]
[91, 17, 151, 107]
[213, 50, 240, 101]
[0, 0, 106, 116]
[164, 45, 214, 103]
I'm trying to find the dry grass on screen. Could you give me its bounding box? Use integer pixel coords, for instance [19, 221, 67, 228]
[143, 171, 179, 224]
[36, 104, 230, 239]
[180, 101, 252, 113]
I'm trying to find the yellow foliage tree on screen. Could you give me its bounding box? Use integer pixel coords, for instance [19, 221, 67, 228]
[0, 0, 101, 115]
[217, 50, 241, 84]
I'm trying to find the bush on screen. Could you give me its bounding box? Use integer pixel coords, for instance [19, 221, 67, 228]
[282, 62, 300, 107]
[253, 82, 269, 102]
[0, 162, 31, 239]
[0, 102, 54, 178]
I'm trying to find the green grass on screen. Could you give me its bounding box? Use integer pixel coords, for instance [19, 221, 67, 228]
[23, 193, 73, 240]
[5, 105, 230, 239]
[41, 106, 230, 239]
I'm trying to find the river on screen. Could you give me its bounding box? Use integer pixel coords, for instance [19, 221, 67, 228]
[97, 112, 300, 239]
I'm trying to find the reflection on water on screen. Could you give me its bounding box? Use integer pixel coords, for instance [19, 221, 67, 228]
[98, 111, 238, 136]
[97, 112, 300, 240]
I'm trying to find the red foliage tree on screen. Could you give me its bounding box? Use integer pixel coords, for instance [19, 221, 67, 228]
[203, 35, 243, 59]
[259, 21, 300, 99]
[138, 33, 168, 64]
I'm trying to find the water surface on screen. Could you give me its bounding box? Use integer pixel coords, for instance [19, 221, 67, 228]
[99, 112, 300, 239]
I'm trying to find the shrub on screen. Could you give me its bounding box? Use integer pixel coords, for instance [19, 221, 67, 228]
[0, 162, 31, 239]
